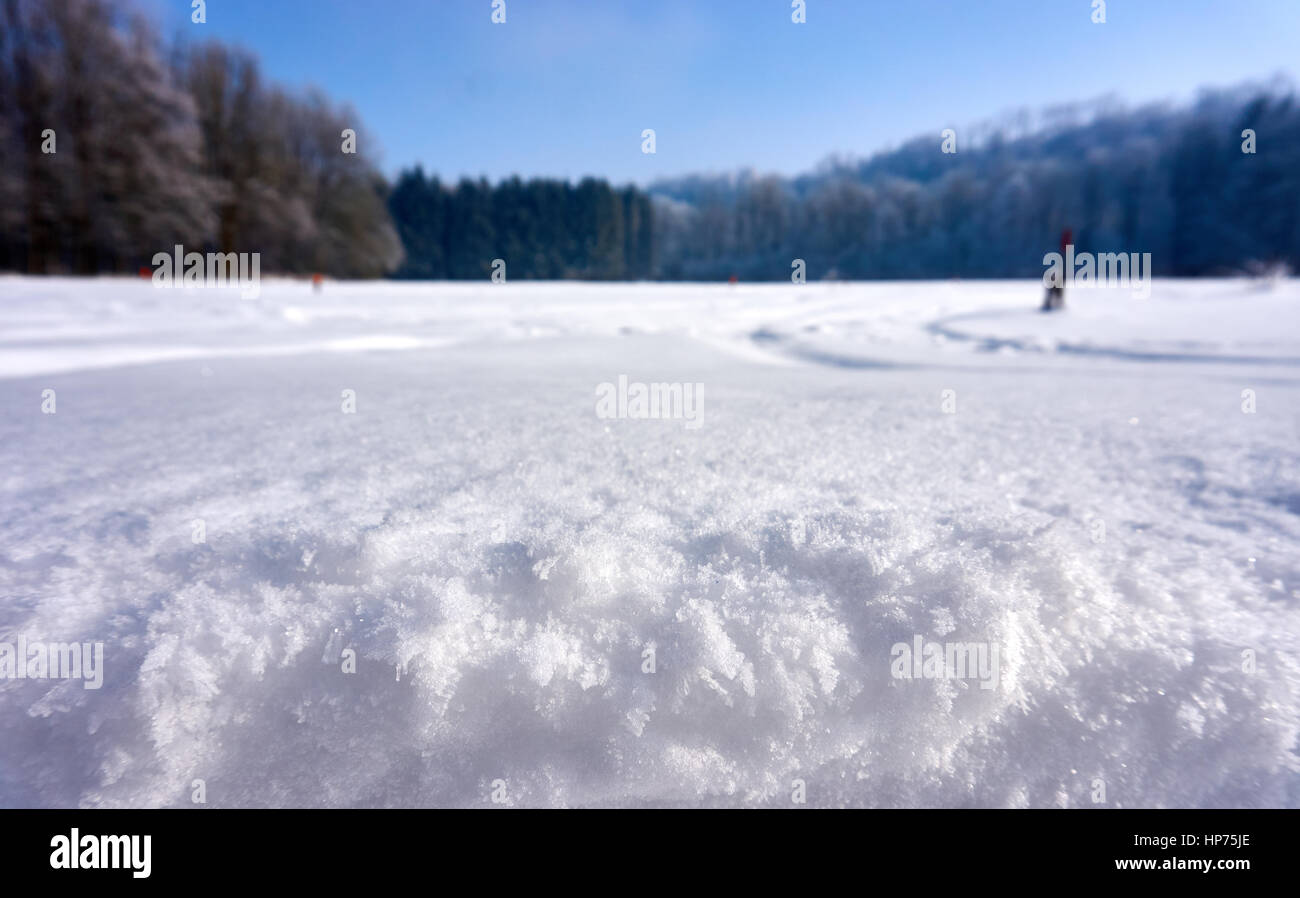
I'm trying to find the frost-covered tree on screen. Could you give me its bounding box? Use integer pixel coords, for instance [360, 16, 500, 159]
[0, 0, 401, 277]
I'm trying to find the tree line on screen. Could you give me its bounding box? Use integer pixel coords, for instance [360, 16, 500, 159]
[385, 83, 1299, 283]
[388, 171, 654, 280]
[650, 82, 1300, 280]
[3, 0, 1296, 281]
[0, 0, 400, 277]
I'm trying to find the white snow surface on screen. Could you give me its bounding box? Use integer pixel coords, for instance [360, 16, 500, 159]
[1, 275, 1299, 807]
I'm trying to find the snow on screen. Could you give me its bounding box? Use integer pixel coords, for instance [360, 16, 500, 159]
[1, 274, 1299, 807]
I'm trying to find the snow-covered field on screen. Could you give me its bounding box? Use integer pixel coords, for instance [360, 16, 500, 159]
[2, 275, 1298, 808]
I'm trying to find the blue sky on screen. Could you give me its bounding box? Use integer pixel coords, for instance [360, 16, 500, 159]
[146, 0, 1300, 185]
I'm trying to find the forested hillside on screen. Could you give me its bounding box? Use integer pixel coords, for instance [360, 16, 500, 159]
[4, 0, 1296, 281]
[650, 83, 1300, 280]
